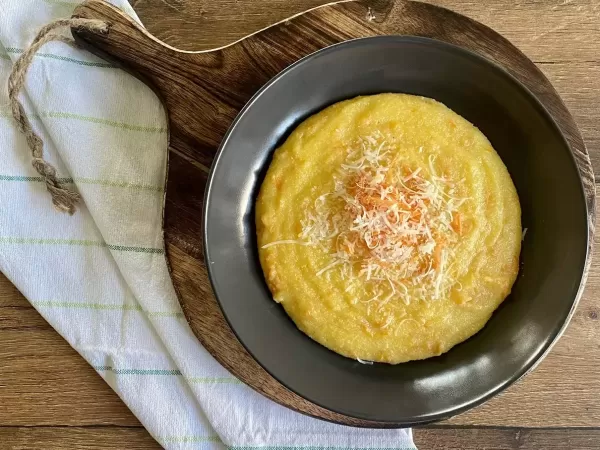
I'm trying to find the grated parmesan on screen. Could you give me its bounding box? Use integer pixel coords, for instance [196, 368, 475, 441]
[263, 133, 467, 313]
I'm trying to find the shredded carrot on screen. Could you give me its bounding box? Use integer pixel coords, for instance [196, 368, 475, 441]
[433, 244, 443, 269]
[451, 213, 462, 235]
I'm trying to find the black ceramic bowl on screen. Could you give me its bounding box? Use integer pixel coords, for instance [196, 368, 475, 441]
[203, 36, 589, 424]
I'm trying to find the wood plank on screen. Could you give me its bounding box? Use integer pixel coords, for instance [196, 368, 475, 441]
[130, 0, 331, 50]
[0, 322, 141, 426]
[0, 273, 27, 307]
[132, 0, 600, 63]
[427, 0, 600, 63]
[414, 427, 600, 450]
[0, 427, 160, 449]
[536, 61, 600, 178]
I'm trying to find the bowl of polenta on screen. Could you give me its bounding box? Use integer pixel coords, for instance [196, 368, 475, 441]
[203, 36, 590, 424]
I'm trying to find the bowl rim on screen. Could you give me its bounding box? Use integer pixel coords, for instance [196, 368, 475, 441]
[202, 34, 590, 425]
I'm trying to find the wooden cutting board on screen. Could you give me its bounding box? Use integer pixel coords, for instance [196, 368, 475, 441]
[71, 0, 595, 427]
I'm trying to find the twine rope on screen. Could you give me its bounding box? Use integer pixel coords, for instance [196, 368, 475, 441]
[7, 18, 109, 215]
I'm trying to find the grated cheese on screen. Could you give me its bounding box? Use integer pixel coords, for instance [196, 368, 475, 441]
[264, 133, 467, 313]
[356, 357, 374, 365]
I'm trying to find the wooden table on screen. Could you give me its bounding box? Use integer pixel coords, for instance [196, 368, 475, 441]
[1, 0, 600, 448]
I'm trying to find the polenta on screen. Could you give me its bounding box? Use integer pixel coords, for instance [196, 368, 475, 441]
[256, 93, 521, 364]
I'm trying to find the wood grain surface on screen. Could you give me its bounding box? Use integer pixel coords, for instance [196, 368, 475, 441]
[2, 0, 600, 448]
[71, 0, 595, 427]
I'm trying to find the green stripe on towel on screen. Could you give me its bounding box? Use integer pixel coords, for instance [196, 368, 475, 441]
[185, 377, 243, 384]
[0, 174, 163, 192]
[0, 237, 163, 254]
[31, 301, 183, 318]
[41, 111, 167, 132]
[3, 47, 116, 68]
[229, 448, 417, 450]
[98, 367, 182, 375]
[0, 110, 166, 133]
[160, 436, 222, 444]
[94, 366, 241, 384]
[0, 175, 72, 183]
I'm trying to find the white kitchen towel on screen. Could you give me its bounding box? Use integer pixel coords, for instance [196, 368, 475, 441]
[0, 0, 417, 449]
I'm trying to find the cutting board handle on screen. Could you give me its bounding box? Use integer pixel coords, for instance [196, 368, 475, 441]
[72, 0, 238, 166]
[72, 1, 184, 86]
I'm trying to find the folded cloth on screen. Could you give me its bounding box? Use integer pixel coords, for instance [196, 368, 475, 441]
[0, 0, 417, 448]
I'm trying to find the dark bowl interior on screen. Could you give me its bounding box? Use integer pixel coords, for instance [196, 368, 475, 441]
[204, 36, 589, 424]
